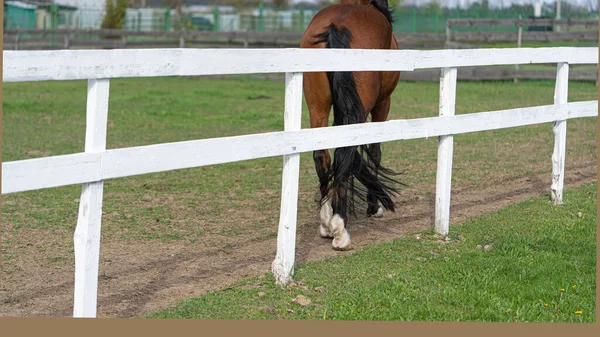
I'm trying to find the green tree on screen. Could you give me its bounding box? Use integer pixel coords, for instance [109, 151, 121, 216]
[101, 0, 128, 29]
[272, 0, 288, 8]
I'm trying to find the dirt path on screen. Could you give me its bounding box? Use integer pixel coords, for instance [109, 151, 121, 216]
[0, 163, 596, 318]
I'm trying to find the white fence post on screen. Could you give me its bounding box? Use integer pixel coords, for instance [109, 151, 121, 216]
[272, 72, 303, 285]
[551, 62, 569, 205]
[73, 79, 110, 318]
[434, 67, 458, 236]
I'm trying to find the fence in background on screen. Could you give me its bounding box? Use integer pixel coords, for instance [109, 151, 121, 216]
[4, 18, 598, 53]
[446, 18, 599, 43]
[4, 3, 598, 33]
[2, 47, 598, 318]
[394, 2, 598, 33]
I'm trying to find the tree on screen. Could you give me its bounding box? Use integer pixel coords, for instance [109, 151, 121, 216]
[272, 0, 288, 8]
[428, 0, 441, 10]
[101, 0, 128, 29]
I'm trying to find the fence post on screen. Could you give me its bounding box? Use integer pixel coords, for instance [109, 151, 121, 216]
[493, 11, 498, 32]
[213, 7, 220, 32]
[411, 7, 416, 33]
[51, 4, 59, 29]
[433, 7, 439, 33]
[64, 33, 70, 49]
[272, 72, 303, 286]
[179, 30, 185, 48]
[555, 0, 562, 32]
[299, 5, 305, 32]
[73, 79, 110, 318]
[164, 7, 172, 31]
[14, 28, 20, 50]
[551, 62, 569, 205]
[445, 20, 451, 47]
[258, 3, 264, 32]
[515, 15, 522, 83]
[434, 67, 457, 237]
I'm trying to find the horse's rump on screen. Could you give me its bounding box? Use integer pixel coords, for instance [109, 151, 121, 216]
[300, 1, 402, 216]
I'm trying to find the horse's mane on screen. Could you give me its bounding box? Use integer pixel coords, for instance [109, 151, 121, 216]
[369, 0, 395, 24]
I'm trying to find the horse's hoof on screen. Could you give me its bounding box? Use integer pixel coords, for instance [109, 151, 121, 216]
[367, 204, 384, 218]
[370, 207, 384, 218]
[319, 224, 333, 238]
[332, 229, 351, 251]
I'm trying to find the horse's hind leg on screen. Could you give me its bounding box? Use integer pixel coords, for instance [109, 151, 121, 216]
[366, 97, 391, 218]
[366, 142, 384, 217]
[330, 157, 351, 250]
[314, 149, 333, 238]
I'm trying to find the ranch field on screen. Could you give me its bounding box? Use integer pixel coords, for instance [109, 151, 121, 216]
[150, 182, 596, 322]
[0, 76, 597, 318]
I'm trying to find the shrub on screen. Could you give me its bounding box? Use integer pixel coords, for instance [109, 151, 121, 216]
[101, 0, 128, 30]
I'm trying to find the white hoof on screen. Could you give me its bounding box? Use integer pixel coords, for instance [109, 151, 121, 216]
[332, 228, 351, 250]
[330, 214, 351, 250]
[319, 224, 333, 238]
[372, 207, 384, 218]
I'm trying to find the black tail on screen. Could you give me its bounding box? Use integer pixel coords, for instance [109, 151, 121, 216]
[313, 24, 402, 214]
[369, 0, 395, 25]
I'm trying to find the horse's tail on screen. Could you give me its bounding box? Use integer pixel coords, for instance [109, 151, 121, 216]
[313, 24, 401, 214]
[369, 0, 395, 25]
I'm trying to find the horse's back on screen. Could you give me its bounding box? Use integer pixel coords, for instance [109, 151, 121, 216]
[300, 2, 400, 110]
[300, 4, 394, 50]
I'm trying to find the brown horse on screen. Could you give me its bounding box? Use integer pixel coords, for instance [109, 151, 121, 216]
[300, 0, 402, 250]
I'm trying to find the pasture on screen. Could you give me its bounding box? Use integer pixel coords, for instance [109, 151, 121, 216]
[1, 76, 597, 317]
[149, 182, 597, 322]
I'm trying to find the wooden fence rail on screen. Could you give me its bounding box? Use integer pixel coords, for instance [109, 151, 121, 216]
[4, 19, 598, 51]
[446, 18, 598, 43]
[2, 47, 598, 318]
[447, 18, 598, 28]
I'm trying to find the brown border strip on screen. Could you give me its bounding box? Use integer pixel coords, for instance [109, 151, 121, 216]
[0, 319, 599, 335]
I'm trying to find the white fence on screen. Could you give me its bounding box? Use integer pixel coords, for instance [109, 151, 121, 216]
[2, 47, 598, 318]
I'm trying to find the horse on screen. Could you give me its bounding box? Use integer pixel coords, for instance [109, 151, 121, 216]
[299, 0, 402, 251]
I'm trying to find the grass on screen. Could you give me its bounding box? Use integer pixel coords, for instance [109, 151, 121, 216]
[1, 77, 597, 318]
[2, 77, 597, 244]
[148, 182, 596, 322]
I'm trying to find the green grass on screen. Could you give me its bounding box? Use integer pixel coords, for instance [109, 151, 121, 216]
[1, 77, 597, 309]
[148, 182, 596, 322]
[2, 77, 597, 244]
